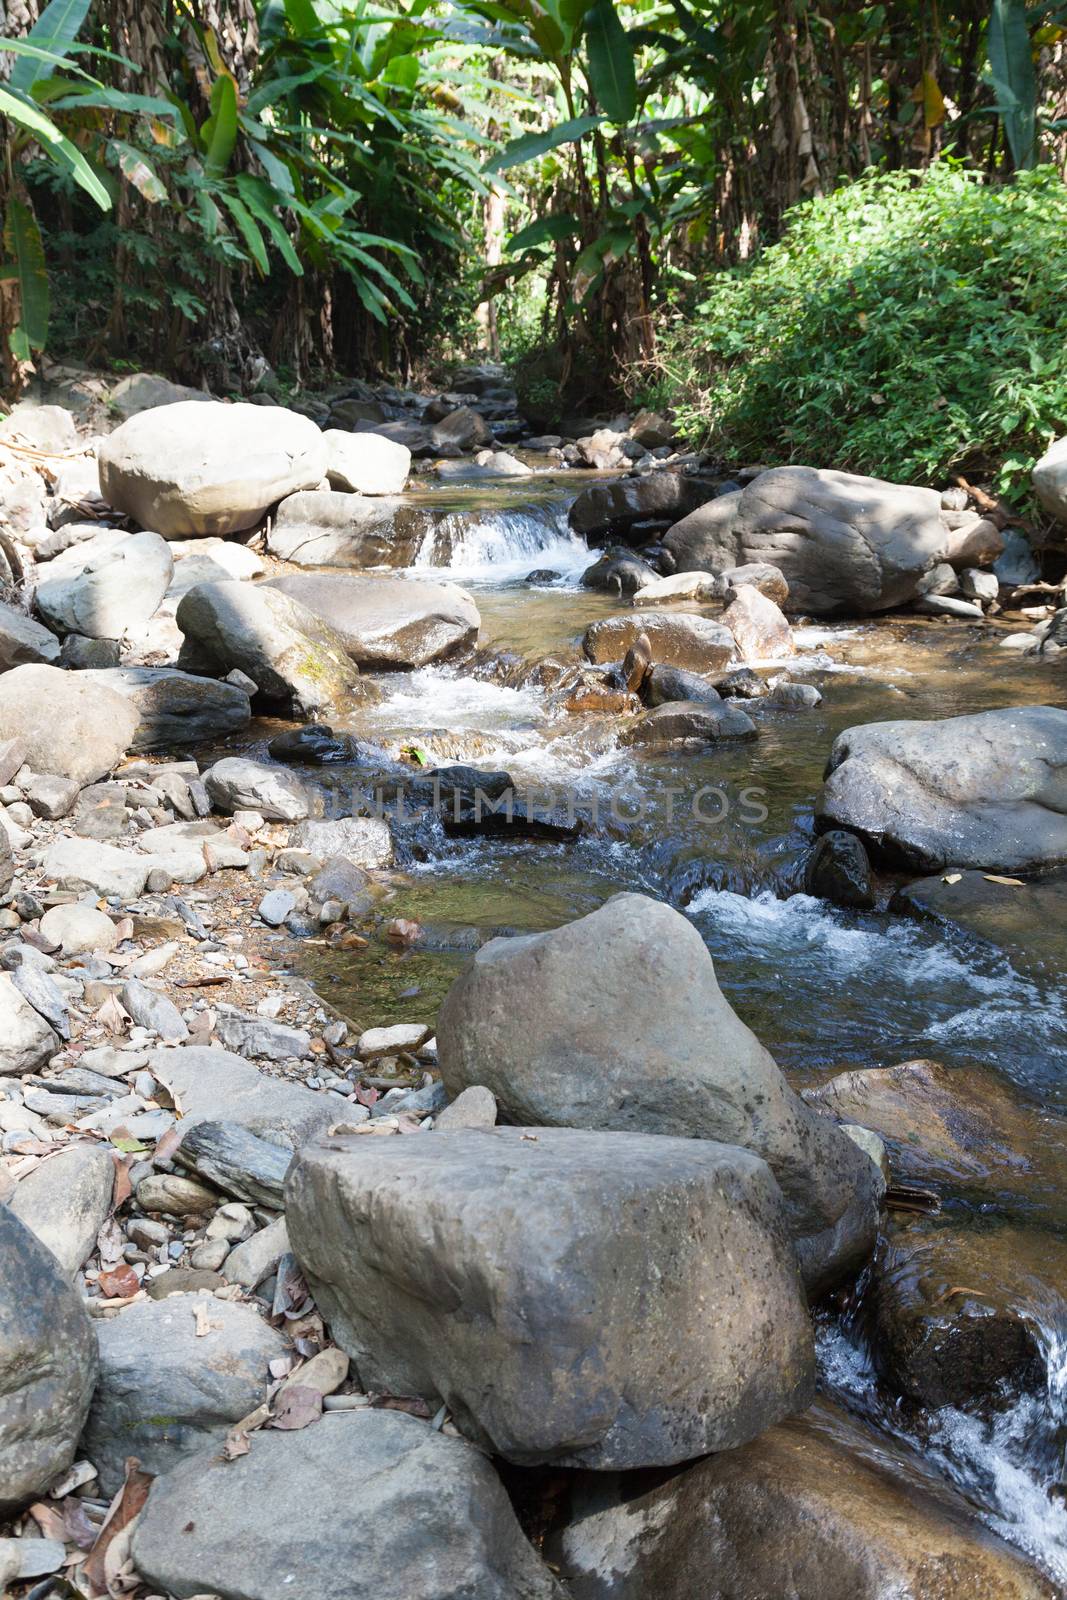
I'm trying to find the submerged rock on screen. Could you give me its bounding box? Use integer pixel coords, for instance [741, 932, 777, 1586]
[132, 1411, 565, 1600]
[287, 1125, 814, 1468]
[804, 830, 875, 910]
[550, 1401, 1057, 1599]
[437, 893, 882, 1291]
[619, 700, 757, 748]
[584, 612, 735, 674]
[816, 705, 1067, 872]
[97, 400, 327, 537]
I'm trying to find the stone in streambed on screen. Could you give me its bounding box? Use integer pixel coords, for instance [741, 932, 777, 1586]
[0, 600, 61, 670]
[203, 756, 309, 821]
[569, 473, 717, 540]
[549, 1400, 1057, 1600]
[289, 815, 393, 868]
[322, 429, 411, 494]
[584, 612, 735, 673]
[642, 664, 722, 708]
[816, 705, 1067, 873]
[222, 1216, 290, 1290]
[82, 1293, 288, 1493]
[150, 1044, 334, 1146]
[868, 1219, 1065, 1409]
[8, 1141, 114, 1273]
[287, 1125, 813, 1469]
[213, 1007, 310, 1062]
[177, 581, 361, 718]
[0, 1209, 98, 1514]
[37, 902, 118, 955]
[581, 550, 658, 595]
[630, 571, 719, 605]
[0, 664, 137, 784]
[264, 572, 480, 669]
[120, 977, 188, 1041]
[82, 666, 251, 749]
[619, 700, 757, 749]
[721, 561, 790, 606]
[35, 530, 172, 638]
[804, 830, 875, 910]
[434, 1084, 497, 1131]
[97, 400, 327, 537]
[437, 893, 882, 1292]
[0, 973, 59, 1076]
[131, 1411, 565, 1600]
[722, 584, 795, 663]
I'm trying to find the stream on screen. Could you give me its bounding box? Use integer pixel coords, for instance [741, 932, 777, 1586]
[230, 466, 1067, 1581]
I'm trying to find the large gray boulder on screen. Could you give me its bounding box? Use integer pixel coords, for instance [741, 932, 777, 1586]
[287, 1125, 814, 1469]
[98, 400, 327, 537]
[437, 894, 882, 1291]
[583, 613, 736, 674]
[132, 1412, 565, 1600]
[323, 429, 411, 495]
[35, 530, 173, 638]
[0, 1209, 98, 1514]
[8, 1142, 114, 1273]
[264, 573, 479, 668]
[550, 1402, 1056, 1600]
[268, 491, 414, 567]
[0, 600, 60, 671]
[176, 581, 361, 716]
[662, 490, 742, 572]
[0, 972, 59, 1075]
[0, 663, 137, 783]
[1032, 435, 1067, 524]
[664, 467, 947, 615]
[82, 1294, 287, 1493]
[816, 705, 1067, 872]
[83, 666, 250, 749]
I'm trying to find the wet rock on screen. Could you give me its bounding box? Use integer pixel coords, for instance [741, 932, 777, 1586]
[0, 973, 59, 1075]
[765, 679, 821, 708]
[98, 400, 327, 537]
[8, 1141, 114, 1273]
[431, 405, 493, 454]
[150, 1045, 335, 1145]
[584, 613, 735, 674]
[267, 724, 362, 765]
[816, 705, 1067, 872]
[177, 581, 361, 717]
[287, 1126, 813, 1468]
[550, 1400, 1057, 1600]
[1032, 433, 1067, 524]
[569, 472, 717, 541]
[721, 561, 790, 607]
[37, 902, 118, 955]
[290, 815, 394, 868]
[581, 550, 658, 595]
[642, 665, 723, 709]
[722, 585, 795, 662]
[132, 1410, 565, 1600]
[0, 663, 137, 784]
[264, 572, 480, 668]
[176, 1120, 292, 1206]
[437, 894, 882, 1292]
[804, 830, 875, 909]
[715, 665, 767, 698]
[35, 530, 173, 639]
[83, 1293, 288, 1493]
[203, 756, 310, 821]
[868, 1219, 1063, 1409]
[0, 600, 61, 670]
[0, 1209, 98, 1514]
[120, 977, 188, 1041]
[323, 429, 411, 494]
[891, 865, 1067, 979]
[435, 1084, 497, 1131]
[619, 700, 757, 749]
[802, 1058, 1063, 1217]
[914, 592, 984, 620]
[436, 448, 533, 479]
[213, 1006, 310, 1062]
[83, 665, 251, 749]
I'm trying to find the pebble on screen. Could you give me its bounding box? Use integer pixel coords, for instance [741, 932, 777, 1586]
[136, 1173, 218, 1215]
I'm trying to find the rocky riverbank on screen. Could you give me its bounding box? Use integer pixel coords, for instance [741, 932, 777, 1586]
[0, 369, 1065, 1597]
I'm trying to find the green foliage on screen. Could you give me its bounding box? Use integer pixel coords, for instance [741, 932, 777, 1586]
[657, 165, 1067, 499]
[987, 1, 1039, 170]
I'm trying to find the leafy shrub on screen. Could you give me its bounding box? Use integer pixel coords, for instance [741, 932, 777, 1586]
[654, 164, 1067, 500]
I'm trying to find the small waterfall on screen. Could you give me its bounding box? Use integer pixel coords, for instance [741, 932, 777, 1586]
[411, 499, 590, 583]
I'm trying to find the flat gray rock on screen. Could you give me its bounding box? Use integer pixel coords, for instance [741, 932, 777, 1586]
[151, 1044, 334, 1146]
[82, 666, 251, 749]
[437, 893, 881, 1292]
[35, 530, 172, 638]
[132, 1411, 564, 1600]
[82, 1293, 287, 1493]
[8, 1142, 114, 1273]
[0, 1210, 98, 1514]
[287, 1125, 814, 1469]
[0, 600, 60, 671]
[264, 573, 479, 668]
[203, 756, 310, 821]
[816, 705, 1067, 872]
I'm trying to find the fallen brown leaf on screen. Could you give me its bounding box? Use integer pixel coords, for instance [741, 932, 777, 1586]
[983, 874, 1024, 887]
[82, 1459, 153, 1598]
[97, 1265, 140, 1299]
[269, 1384, 323, 1431]
[221, 1402, 271, 1461]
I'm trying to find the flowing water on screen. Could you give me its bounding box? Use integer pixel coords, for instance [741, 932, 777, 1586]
[233, 465, 1067, 1577]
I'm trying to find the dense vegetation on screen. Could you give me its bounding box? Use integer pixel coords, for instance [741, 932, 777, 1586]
[650, 163, 1067, 495]
[2, 0, 1067, 490]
